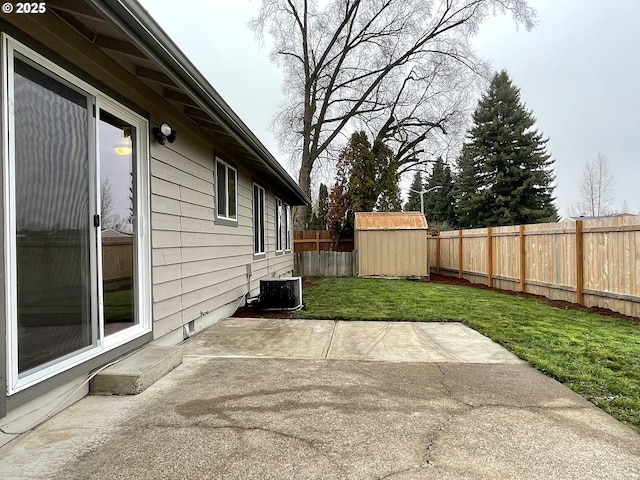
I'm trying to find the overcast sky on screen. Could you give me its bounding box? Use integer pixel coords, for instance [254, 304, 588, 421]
[138, 0, 639, 218]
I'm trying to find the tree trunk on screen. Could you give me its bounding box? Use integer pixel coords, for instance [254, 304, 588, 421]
[293, 150, 313, 229]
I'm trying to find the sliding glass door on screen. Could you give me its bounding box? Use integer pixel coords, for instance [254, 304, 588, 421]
[4, 37, 151, 392]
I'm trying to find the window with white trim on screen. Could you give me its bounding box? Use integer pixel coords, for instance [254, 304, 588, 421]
[215, 158, 237, 222]
[253, 183, 265, 255]
[275, 197, 283, 252]
[285, 204, 292, 251]
[275, 199, 292, 253]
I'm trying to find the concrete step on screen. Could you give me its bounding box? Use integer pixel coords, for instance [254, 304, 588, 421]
[90, 345, 183, 395]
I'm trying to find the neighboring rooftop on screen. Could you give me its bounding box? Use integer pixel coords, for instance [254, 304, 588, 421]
[565, 213, 639, 222]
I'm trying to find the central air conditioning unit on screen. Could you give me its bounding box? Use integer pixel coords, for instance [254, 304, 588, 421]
[260, 277, 303, 310]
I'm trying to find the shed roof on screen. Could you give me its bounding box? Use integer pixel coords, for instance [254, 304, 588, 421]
[354, 212, 428, 231]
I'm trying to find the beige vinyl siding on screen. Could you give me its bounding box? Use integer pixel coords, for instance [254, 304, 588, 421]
[249, 191, 295, 291]
[5, 13, 296, 343]
[151, 141, 295, 340]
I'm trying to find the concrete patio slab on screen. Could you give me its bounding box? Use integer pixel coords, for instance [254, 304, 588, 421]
[185, 318, 335, 359]
[185, 318, 524, 364]
[0, 318, 638, 480]
[326, 321, 523, 363]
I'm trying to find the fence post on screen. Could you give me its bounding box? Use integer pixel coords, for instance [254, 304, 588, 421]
[576, 220, 584, 305]
[519, 224, 526, 292]
[353, 249, 357, 277]
[436, 232, 441, 275]
[487, 227, 493, 288]
[315, 231, 320, 252]
[458, 229, 463, 279]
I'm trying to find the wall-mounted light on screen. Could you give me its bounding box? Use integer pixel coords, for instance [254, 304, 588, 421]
[113, 127, 132, 156]
[152, 122, 176, 145]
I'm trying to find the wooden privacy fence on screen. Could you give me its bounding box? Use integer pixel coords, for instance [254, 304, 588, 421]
[295, 251, 355, 277]
[102, 236, 133, 289]
[293, 230, 354, 253]
[428, 216, 640, 318]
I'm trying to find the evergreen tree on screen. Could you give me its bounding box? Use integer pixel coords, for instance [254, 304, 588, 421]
[424, 160, 457, 229]
[347, 132, 378, 213]
[373, 139, 402, 212]
[307, 183, 329, 229]
[347, 131, 401, 214]
[454, 148, 482, 228]
[316, 183, 329, 228]
[306, 211, 319, 229]
[439, 164, 458, 228]
[327, 131, 403, 240]
[455, 70, 558, 227]
[405, 172, 424, 212]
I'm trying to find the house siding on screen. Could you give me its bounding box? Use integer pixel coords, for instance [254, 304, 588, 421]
[0, 7, 299, 424]
[150, 140, 295, 341]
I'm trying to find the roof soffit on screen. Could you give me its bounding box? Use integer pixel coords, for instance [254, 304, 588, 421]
[42, 0, 308, 205]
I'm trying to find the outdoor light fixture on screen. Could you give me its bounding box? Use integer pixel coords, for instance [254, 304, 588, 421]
[410, 185, 442, 216]
[114, 127, 133, 156]
[152, 122, 176, 145]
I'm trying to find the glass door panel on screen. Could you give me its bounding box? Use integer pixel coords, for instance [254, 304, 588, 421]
[98, 109, 136, 336]
[13, 58, 93, 373]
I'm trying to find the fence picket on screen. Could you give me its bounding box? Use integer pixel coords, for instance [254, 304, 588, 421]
[295, 251, 355, 277]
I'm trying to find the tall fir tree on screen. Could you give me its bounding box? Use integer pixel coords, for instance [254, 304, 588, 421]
[455, 70, 558, 228]
[454, 148, 482, 228]
[347, 132, 378, 213]
[373, 139, 402, 212]
[424, 160, 457, 229]
[316, 183, 329, 228]
[306, 183, 330, 229]
[347, 131, 401, 214]
[405, 172, 424, 212]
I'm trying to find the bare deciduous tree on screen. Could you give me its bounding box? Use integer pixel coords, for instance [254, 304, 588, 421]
[101, 178, 129, 231]
[572, 153, 616, 217]
[251, 0, 536, 226]
[101, 178, 116, 228]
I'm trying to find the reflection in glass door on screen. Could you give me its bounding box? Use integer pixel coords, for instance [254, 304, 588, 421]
[13, 58, 94, 373]
[98, 109, 137, 336]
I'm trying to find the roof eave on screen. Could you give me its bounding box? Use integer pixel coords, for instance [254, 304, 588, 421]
[86, 0, 309, 206]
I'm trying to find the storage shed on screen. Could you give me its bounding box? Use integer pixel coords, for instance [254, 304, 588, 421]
[354, 212, 429, 278]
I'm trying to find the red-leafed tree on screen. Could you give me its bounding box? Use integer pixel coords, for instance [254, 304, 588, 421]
[327, 146, 351, 248]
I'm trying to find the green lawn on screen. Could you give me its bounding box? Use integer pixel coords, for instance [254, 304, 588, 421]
[103, 288, 133, 322]
[294, 277, 640, 430]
